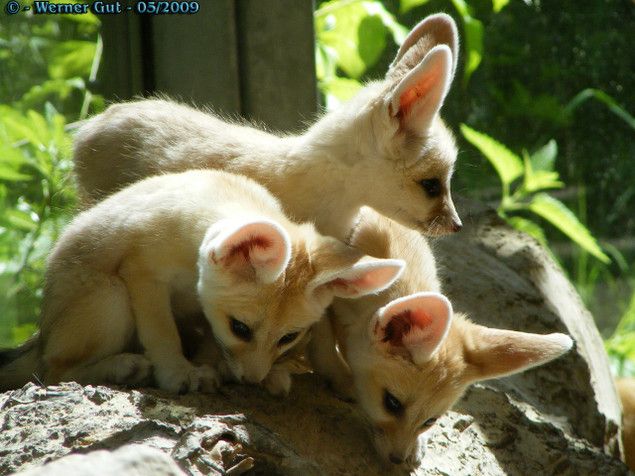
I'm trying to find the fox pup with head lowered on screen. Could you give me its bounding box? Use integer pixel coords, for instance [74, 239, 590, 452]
[0, 171, 404, 394]
[308, 208, 574, 468]
[74, 14, 461, 239]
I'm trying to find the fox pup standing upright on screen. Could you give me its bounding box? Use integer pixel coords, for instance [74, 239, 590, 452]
[0, 171, 404, 393]
[74, 14, 461, 239]
[309, 208, 574, 468]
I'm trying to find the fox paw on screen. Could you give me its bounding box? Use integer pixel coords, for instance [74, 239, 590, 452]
[154, 360, 219, 394]
[111, 354, 152, 386]
[263, 367, 292, 397]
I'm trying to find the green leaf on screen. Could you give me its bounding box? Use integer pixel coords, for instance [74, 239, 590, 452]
[11, 323, 37, 346]
[564, 88, 635, 131]
[2, 209, 37, 232]
[400, 0, 430, 14]
[506, 216, 547, 246]
[527, 193, 610, 263]
[462, 16, 483, 85]
[27, 110, 52, 146]
[460, 124, 523, 187]
[365, 2, 408, 45]
[315, 1, 404, 79]
[2, 116, 44, 148]
[358, 15, 387, 70]
[48, 40, 96, 80]
[449, 0, 483, 84]
[320, 77, 364, 110]
[0, 163, 31, 181]
[492, 0, 509, 13]
[19, 78, 86, 109]
[523, 151, 563, 193]
[530, 140, 558, 172]
[315, 43, 337, 81]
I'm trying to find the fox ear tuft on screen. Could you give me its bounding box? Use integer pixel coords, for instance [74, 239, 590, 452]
[389, 45, 453, 136]
[204, 218, 291, 283]
[389, 13, 459, 78]
[464, 326, 574, 382]
[309, 258, 404, 305]
[372, 292, 452, 365]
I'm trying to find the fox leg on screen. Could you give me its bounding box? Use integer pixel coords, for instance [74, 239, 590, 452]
[121, 265, 218, 394]
[54, 353, 152, 386]
[307, 316, 355, 401]
[41, 272, 137, 386]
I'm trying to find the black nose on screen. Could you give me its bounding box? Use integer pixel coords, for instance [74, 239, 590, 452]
[389, 454, 404, 465]
[451, 219, 463, 232]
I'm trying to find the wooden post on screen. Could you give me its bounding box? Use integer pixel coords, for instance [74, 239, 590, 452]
[97, 0, 317, 131]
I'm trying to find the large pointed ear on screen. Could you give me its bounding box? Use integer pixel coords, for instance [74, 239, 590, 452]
[389, 45, 453, 135]
[389, 13, 459, 78]
[464, 325, 574, 382]
[204, 218, 291, 283]
[371, 292, 452, 365]
[308, 257, 404, 305]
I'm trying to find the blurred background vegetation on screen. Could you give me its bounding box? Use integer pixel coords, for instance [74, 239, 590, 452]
[0, 4, 103, 347]
[0, 0, 633, 376]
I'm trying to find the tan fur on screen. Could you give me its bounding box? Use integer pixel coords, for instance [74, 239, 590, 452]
[309, 208, 573, 467]
[617, 377, 635, 471]
[73, 15, 464, 240]
[0, 171, 402, 394]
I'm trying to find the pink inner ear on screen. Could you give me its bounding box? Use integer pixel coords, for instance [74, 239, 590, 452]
[381, 309, 433, 347]
[210, 235, 273, 266]
[226, 236, 272, 264]
[399, 69, 440, 119]
[329, 275, 370, 292]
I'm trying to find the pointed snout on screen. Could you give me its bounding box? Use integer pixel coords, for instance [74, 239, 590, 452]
[242, 364, 270, 384]
[450, 216, 462, 233]
[374, 427, 426, 469]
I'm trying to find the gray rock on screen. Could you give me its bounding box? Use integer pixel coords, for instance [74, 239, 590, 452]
[13, 445, 186, 476]
[435, 202, 623, 456]
[0, 206, 628, 475]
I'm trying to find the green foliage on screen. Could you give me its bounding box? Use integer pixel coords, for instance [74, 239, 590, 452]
[315, 0, 406, 108]
[564, 88, 635, 132]
[0, 10, 102, 347]
[606, 291, 635, 377]
[460, 124, 610, 263]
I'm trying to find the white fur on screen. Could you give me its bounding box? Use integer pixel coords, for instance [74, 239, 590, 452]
[74, 16, 462, 240]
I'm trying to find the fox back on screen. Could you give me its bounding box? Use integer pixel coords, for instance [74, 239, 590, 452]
[74, 14, 463, 239]
[1, 171, 405, 393]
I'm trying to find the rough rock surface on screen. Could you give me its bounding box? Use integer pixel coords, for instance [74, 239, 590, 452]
[436, 201, 623, 455]
[0, 206, 629, 475]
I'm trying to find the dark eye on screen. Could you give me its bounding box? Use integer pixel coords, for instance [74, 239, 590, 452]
[229, 317, 252, 342]
[419, 178, 442, 197]
[421, 417, 438, 429]
[383, 390, 404, 416]
[278, 331, 300, 347]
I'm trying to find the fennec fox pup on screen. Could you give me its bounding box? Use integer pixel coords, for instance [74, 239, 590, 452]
[0, 171, 404, 393]
[74, 14, 462, 239]
[309, 208, 574, 467]
[617, 378, 635, 471]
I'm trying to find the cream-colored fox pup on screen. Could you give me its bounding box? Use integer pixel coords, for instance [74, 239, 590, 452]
[309, 208, 574, 467]
[74, 14, 462, 239]
[0, 171, 404, 393]
[617, 377, 635, 471]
